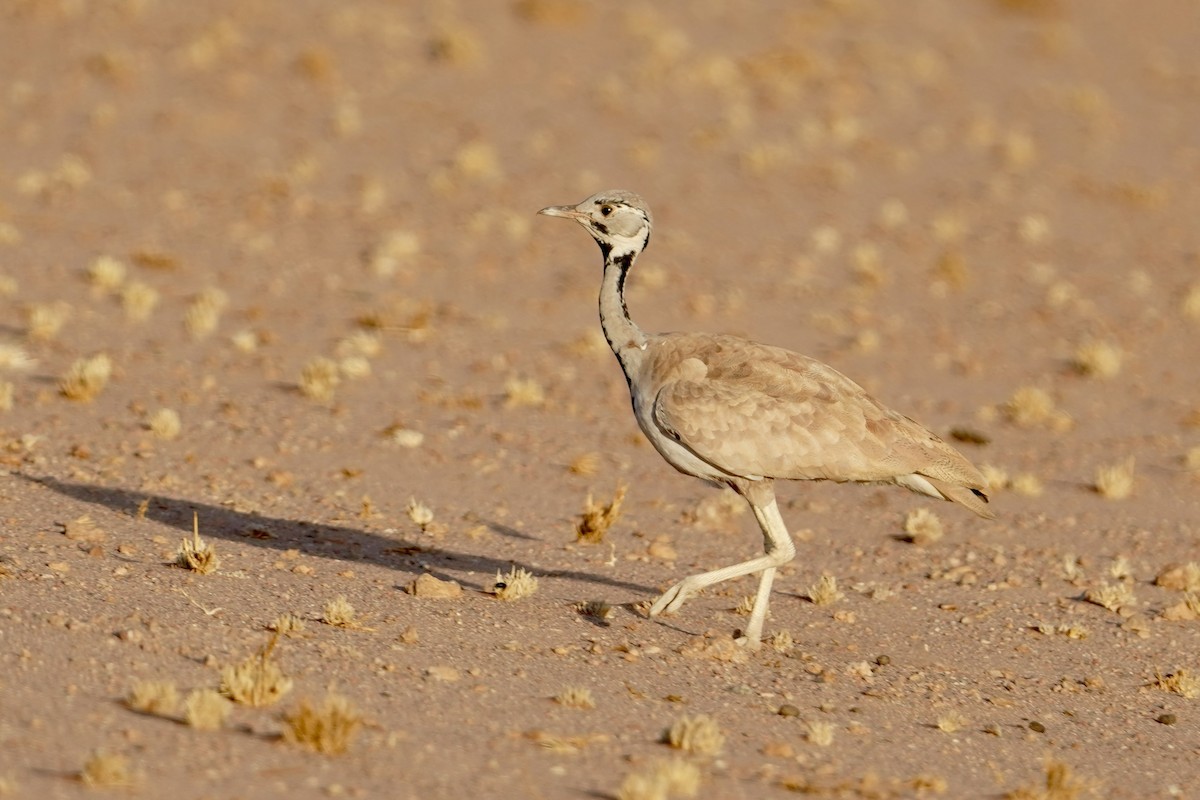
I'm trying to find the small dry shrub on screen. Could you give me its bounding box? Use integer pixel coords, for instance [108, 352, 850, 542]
[616, 758, 700, 800]
[573, 600, 613, 620]
[1071, 339, 1122, 379]
[299, 356, 340, 403]
[575, 484, 626, 544]
[283, 693, 362, 755]
[936, 711, 969, 734]
[806, 574, 843, 606]
[1151, 668, 1200, 699]
[175, 514, 218, 574]
[1002, 386, 1071, 430]
[1093, 457, 1135, 499]
[185, 288, 228, 339]
[1084, 582, 1135, 613]
[321, 595, 365, 628]
[125, 680, 179, 716]
[220, 635, 292, 707]
[493, 566, 538, 601]
[79, 751, 133, 788]
[60, 353, 112, 401]
[554, 686, 595, 709]
[148, 408, 181, 440]
[1003, 759, 1088, 800]
[184, 688, 231, 731]
[664, 714, 723, 756]
[268, 613, 307, 636]
[902, 507, 943, 545]
[805, 719, 835, 746]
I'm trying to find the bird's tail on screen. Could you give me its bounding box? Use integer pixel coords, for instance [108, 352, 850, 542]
[924, 476, 996, 519]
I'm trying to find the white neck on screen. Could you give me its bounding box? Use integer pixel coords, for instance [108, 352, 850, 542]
[598, 244, 648, 362]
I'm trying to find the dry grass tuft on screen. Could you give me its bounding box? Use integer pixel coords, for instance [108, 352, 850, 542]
[121, 280, 159, 321]
[1151, 668, 1200, 699]
[79, 751, 134, 788]
[148, 408, 181, 440]
[0, 381, 12, 412]
[59, 353, 112, 401]
[806, 574, 844, 606]
[268, 613, 307, 636]
[805, 719, 836, 746]
[87, 255, 127, 292]
[553, 686, 596, 709]
[1093, 457, 1135, 499]
[936, 711, 969, 733]
[406, 497, 435, 529]
[1011, 473, 1044, 497]
[27, 301, 71, 341]
[220, 634, 293, 707]
[184, 688, 231, 731]
[980, 463, 1010, 492]
[616, 758, 701, 800]
[299, 356, 341, 403]
[366, 230, 421, 276]
[1035, 622, 1090, 639]
[664, 713, 724, 756]
[573, 599, 613, 621]
[1002, 386, 1072, 430]
[504, 375, 545, 408]
[493, 566, 539, 601]
[321, 595, 367, 628]
[568, 452, 600, 475]
[1003, 759, 1089, 800]
[125, 680, 179, 716]
[283, 693, 362, 755]
[185, 287, 228, 339]
[1084, 582, 1135, 614]
[1071, 339, 1122, 379]
[768, 630, 794, 653]
[175, 513, 219, 574]
[0, 343, 36, 371]
[901, 507, 944, 545]
[575, 484, 627, 544]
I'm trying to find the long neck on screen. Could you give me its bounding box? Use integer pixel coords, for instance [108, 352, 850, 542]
[598, 242, 648, 363]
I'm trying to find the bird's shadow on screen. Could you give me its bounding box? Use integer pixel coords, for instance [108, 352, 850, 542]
[19, 474, 655, 596]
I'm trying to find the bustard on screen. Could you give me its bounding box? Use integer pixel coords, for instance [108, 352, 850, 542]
[539, 190, 994, 649]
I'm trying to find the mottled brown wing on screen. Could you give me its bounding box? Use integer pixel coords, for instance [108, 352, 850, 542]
[651, 343, 976, 486]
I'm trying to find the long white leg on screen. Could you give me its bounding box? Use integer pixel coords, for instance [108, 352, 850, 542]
[649, 491, 795, 649]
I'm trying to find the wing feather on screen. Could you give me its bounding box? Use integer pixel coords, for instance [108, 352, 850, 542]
[648, 335, 988, 495]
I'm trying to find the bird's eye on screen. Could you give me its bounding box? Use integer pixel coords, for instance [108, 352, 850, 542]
[599, 205, 613, 217]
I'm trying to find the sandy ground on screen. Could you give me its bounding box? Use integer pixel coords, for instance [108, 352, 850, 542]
[2, 1, 1199, 797]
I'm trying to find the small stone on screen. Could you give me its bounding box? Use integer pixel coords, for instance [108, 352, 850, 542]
[875, 654, 891, 666]
[778, 704, 801, 718]
[1156, 713, 1177, 726]
[1028, 720, 1046, 733]
[406, 573, 463, 598]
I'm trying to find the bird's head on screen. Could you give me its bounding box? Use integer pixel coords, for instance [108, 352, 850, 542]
[538, 190, 652, 260]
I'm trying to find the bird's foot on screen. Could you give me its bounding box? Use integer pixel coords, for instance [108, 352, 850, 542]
[734, 633, 763, 651]
[648, 578, 697, 618]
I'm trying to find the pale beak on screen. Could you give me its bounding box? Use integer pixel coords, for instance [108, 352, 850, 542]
[538, 204, 586, 220]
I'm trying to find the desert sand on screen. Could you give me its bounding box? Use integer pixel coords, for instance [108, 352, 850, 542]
[1, 1, 1198, 798]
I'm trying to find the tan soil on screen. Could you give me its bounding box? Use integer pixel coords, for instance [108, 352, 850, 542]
[1, 1, 1198, 798]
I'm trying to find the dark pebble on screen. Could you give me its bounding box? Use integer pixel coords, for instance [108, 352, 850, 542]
[876, 655, 891, 666]
[1029, 721, 1046, 733]
[1156, 713, 1177, 726]
[778, 704, 801, 718]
